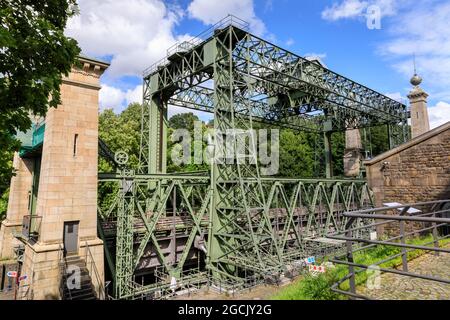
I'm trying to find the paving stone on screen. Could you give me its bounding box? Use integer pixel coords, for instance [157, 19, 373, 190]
[357, 246, 450, 300]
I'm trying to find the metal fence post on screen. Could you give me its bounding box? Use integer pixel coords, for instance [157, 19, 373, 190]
[399, 219, 408, 272]
[346, 228, 356, 297]
[431, 211, 439, 256]
[398, 206, 409, 272]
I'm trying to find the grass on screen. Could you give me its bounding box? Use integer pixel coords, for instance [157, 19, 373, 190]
[271, 235, 450, 300]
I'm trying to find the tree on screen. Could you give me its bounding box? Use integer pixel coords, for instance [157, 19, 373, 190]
[278, 129, 315, 178]
[0, 189, 8, 222]
[168, 112, 201, 131]
[99, 103, 141, 170]
[0, 0, 80, 196]
[331, 131, 345, 177]
[167, 112, 209, 173]
[368, 125, 389, 157]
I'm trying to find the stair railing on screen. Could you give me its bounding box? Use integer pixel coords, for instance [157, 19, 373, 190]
[84, 241, 105, 300]
[57, 244, 72, 300]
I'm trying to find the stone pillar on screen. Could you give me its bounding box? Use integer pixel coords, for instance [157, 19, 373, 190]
[343, 127, 362, 177]
[0, 153, 34, 259]
[18, 56, 109, 300]
[408, 73, 430, 138]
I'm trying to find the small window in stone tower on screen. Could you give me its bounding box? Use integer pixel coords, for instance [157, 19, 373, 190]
[73, 134, 78, 157]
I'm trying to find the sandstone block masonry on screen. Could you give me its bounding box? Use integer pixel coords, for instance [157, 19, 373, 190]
[364, 122, 450, 235]
[364, 121, 450, 206]
[0, 55, 109, 299]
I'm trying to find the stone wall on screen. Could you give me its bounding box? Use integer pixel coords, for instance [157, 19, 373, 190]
[364, 122, 450, 235]
[0, 154, 34, 258]
[19, 56, 109, 299]
[0, 55, 109, 299]
[365, 121, 450, 207]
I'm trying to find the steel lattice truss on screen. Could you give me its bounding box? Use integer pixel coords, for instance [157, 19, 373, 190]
[99, 19, 408, 299]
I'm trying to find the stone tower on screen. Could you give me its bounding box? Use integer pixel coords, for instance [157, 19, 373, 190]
[408, 71, 430, 138]
[0, 55, 109, 299]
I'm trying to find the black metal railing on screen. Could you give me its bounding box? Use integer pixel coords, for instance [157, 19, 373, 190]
[21, 215, 42, 243]
[327, 199, 450, 299]
[57, 244, 73, 300]
[84, 241, 105, 300]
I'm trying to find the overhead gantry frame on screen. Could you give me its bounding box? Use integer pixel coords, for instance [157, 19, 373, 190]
[99, 16, 409, 299]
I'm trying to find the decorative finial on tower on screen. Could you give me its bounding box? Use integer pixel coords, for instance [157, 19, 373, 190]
[410, 54, 422, 87]
[407, 53, 430, 138]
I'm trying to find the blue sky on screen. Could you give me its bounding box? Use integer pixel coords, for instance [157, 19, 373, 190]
[65, 0, 450, 128]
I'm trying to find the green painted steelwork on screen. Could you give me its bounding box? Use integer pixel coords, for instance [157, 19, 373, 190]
[99, 16, 409, 299]
[19, 122, 45, 157]
[30, 157, 41, 216]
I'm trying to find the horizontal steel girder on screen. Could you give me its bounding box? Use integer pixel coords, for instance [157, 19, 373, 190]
[144, 25, 408, 132]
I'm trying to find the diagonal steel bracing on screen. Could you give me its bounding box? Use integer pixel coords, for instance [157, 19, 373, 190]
[100, 16, 409, 299]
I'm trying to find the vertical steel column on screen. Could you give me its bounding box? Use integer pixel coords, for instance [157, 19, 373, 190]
[387, 123, 394, 150]
[209, 28, 239, 277]
[115, 171, 134, 298]
[208, 27, 280, 281]
[140, 76, 167, 175]
[323, 131, 333, 178]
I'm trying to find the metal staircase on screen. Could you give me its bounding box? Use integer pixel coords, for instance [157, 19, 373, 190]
[60, 255, 97, 300]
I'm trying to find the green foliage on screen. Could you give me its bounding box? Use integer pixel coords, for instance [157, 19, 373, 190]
[272, 271, 344, 300]
[168, 112, 200, 131]
[99, 103, 141, 170]
[368, 125, 390, 157]
[0, 189, 8, 222]
[167, 112, 209, 173]
[0, 139, 18, 194]
[98, 103, 142, 214]
[0, 0, 80, 198]
[97, 107, 210, 212]
[278, 129, 314, 178]
[331, 131, 345, 176]
[272, 235, 449, 300]
[97, 105, 393, 181]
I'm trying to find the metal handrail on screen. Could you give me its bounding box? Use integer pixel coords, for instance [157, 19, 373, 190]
[142, 14, 249, 77]
[85, 241, 105, 300]
[57, 244, 72, 300]
[21, 215, 42, 242]
[328, 199, 450, 299]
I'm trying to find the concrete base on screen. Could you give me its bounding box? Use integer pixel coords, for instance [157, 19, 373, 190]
[17, 238, 104, 300]
[0, 220, 23, 259]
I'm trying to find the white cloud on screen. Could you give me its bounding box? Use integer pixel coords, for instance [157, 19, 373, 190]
[66, 0, 190, 77]
[379, 1, 450, 99]
[99, 84, 213, 122]
[285, 38, 295, 47]
[428, 102, 450, 129]
[322, 1, 450, 111]
[385, 92, 405, 103]
[99, 84, 143, 112]
[322, 0, 368, 21]
[168, 105, 211, 121]
[321, 0, 398, 21]
[304, 52, 327, 60]
[99, 84, 126, 111]
[304, 53, 328, 67]
[187, 0, 266, 36]
[125, 85, 143, 105]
